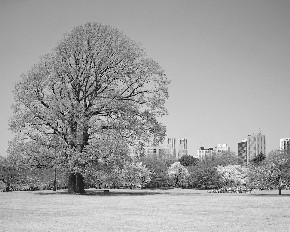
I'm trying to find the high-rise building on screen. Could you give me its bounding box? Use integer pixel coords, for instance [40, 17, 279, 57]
[238, 132, 266, 164]
[166, 138, 177, 158]
[238, 139, 247, 162]
[178, 138, 188, 158]
[280, 138, 290, 151]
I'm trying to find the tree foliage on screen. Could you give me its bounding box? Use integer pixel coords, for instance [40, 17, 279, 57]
[168, 162, 189, 187]
[178, 155, 199, 167]
[8, 23, 169, 192]
[249, 150, 290, 194]
[120, 162, 151, 188]
[139, 155, 176, 188]
[200, 152, 243, 167]
[216, 165, 248, 187]
[250, 152, 266, 165]
[187, 164, 221, 189]
[0, 156, 17, 191]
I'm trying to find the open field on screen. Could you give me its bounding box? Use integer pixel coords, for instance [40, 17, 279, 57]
[1, 189, 290, 232]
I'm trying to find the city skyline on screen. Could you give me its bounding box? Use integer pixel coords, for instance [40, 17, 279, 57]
[1, 0, 290, 157]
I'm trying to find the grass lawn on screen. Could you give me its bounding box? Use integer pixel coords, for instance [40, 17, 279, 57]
[1, 188, 290, 232]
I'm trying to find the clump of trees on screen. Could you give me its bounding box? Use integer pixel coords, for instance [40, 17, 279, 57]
[7, 22, 169, 194]
[216, 165, 248, 188]
[139, 155, 175, 188]
[139, 150, 290, 195]
[2, 147, 290, 194]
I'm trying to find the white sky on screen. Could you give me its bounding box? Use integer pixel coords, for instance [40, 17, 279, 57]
[1, 0, 290, 156]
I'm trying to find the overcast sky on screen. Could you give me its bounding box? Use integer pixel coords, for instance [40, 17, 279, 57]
[1, 0, 290, 156]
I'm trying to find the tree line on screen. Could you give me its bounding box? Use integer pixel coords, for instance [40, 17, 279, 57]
[2, 150, 289, 195]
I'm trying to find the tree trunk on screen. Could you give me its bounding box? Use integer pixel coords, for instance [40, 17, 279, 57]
[53, 168, 57, 191]
[5, 182, 10, 192]
[278, 187, 282, 195]
[68, 172, 85, 194]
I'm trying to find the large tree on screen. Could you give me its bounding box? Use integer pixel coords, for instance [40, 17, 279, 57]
[249, 150, 290, 195]
[9, 23, 169, 193]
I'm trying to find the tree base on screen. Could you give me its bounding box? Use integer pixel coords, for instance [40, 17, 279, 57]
[68, 173, 86, 194]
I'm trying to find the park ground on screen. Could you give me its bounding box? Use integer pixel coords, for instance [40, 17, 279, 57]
[1, 188, 290, 232]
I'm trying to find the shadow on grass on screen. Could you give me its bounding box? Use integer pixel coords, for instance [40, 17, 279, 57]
[251, 194, 290, 197]
[35, 189, 164, 196]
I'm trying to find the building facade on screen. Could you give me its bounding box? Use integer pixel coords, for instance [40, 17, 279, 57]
[166, 138, 177, 158]
[197, 144, 230, 160]
[146, 146, 168, 158]
[177, 138, 188, 158]
[238, 132, 266, 164]
[280, 138, 290, 151]
[145, 137, 188, 159]
[215, 144, 230, 153]
[238, 139, 247, 162]
[197, 147, 214, 160]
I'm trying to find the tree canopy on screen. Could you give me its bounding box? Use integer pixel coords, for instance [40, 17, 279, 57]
[8, 23, 169, 193]
[168, 162, 189, 187]
[201, 151, 243, 167]
[249, 150, 290, 195]
[178, 155, 199, 167]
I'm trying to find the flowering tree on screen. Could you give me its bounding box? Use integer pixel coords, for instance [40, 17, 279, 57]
[216, 165, 249, 187]
[249, 150, 290, 195]
[168, 162, 189, 187]
[9, 22, 169, 193]
[120, 162, 151, 188]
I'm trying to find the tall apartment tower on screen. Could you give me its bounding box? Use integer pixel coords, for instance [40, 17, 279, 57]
[166, 138, 177, 158]
[238, 132, 266, 165]
[280, 138, 290, 151]
[238, 139, 247, 162]
[178, 138, 188, 158]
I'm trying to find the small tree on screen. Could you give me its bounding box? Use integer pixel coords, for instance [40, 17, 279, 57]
[168, 162, 189, 187]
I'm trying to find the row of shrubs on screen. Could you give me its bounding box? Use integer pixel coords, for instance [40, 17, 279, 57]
[207, 187, 255, 193]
